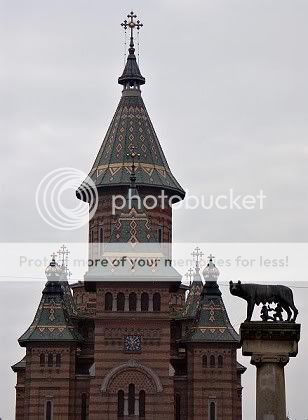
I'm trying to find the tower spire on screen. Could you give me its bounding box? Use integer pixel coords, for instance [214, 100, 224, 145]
[119, 11, 145, 88]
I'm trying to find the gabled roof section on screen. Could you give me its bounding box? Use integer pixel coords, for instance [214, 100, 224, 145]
[19, 260, 83, 346]
[182, 259, 240, 344]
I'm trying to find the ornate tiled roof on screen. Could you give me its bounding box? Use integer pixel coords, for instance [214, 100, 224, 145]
[182, 259, 240, 344]
[77, 31, 184, 199]
[19, 260, 83, 346]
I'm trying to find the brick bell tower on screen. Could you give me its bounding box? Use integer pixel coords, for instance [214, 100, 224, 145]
[76, 11, 186, 420]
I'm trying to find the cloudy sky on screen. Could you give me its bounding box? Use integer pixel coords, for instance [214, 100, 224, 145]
[1, 0, 308, 419]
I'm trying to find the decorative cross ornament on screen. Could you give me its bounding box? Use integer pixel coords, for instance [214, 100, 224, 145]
[58, 244, 70, 267]
[208, 253, 215, 262]
[121, 11, 143, 39]
[185, 268, 194, 283]
[191, 246, 204, 270]
[51, 252, 57, 261]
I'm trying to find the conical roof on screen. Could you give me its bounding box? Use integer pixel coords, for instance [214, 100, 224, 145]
[77, 29, 184, 200]
[183, 259, 240, 344]
[19, 259, 83, 346]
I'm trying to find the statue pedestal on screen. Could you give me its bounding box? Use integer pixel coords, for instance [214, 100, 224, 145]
[240, 322, 300, 420]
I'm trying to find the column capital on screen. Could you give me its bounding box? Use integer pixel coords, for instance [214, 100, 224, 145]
[251, 353, 290, 367]
[240, 321, 301, 359]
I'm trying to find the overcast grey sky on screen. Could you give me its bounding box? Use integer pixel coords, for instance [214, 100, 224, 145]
[1, 0, 308, 419]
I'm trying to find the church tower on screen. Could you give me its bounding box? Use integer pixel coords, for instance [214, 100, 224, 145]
[76, 11, 186, 420]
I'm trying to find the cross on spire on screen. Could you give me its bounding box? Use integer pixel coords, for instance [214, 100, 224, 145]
[51, 252, 57, 261]
[58, 244, 70, 267]
[191, 246, 204, 271]
[121, 11, 143, 40]
[208, 253, 215, 262]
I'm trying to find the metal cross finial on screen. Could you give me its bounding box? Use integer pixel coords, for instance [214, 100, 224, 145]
[121, 11, 143, 39]
[51, 252, 57, 261]
[208, 253, 215, 262]
[57, 244, 70, 268]
[191, 246, 204, 270]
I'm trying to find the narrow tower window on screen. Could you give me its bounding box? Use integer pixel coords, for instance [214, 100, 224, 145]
[128, 383, 135, 415]
[175, 393, 181, 420]
[99, 225, 104, 255]
[117, 390, 124, 417]
[47, 353, 53, 367]
[45, 400, 53, 420]
[105, 292, 113, 311]
[218, 355, 223, 368]
[129, 292, 137, 311]
[40, 353, 45, 367]
[153, 292, 161, 312]
[202, 355, 207, 368]
[139, 390, 146, 418]
[210, 355, 215, 368]
[141, 292, 149, 311]
[81, 393, 87, 420]
[158, 227, 163, 243]
[209, 401, 216, 420]
[56, 354, 61, 368]
[117, 292, 125, 311]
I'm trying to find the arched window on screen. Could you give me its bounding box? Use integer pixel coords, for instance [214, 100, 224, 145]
[117, 293, 125, 311]
[141, 292, 149, 311]
[202, 355, 207, 367]
[139, 390, 146, 418]
[218, 355, 223, 368]
[175, 393, 181, 420]
[45, 400, 53, 420]
[40, 353, 45, 367]
[128, 383, 135, 415]
[117, 390, 124, 417]
[81, 393, 87, 420]
[56, 354, 61, 368]
[129, 293, 137, 312]
[209, 401, 216, 420]
[48, 353, 53, 367]
[153, 293, 161, 312]
[105, 292, 113, 311]
[210, 355, 215, 368]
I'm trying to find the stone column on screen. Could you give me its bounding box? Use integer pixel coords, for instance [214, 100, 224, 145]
[240, 322, 300, 420]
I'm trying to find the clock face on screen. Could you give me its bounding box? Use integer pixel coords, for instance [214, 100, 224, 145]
[124, 335, 141, 352]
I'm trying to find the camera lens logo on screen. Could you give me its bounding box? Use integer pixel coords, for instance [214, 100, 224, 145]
[35, 167, 98, 231]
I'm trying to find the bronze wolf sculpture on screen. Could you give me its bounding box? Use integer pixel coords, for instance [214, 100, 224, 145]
[229, 281, 298, 322]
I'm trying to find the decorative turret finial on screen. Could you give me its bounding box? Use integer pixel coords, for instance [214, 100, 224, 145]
[191, 246, 204, 272]
[119, 12, 145, 88]
[57, 244, 72, 279]
[203, 253, 220, 281]
[45, 254, 63, 281]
